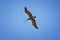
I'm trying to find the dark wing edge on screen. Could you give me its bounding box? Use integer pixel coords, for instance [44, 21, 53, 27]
[31, 19, 38, 29]
[24, 7, 33, 17]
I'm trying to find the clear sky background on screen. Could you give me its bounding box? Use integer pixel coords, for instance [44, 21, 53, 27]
[0, 0, 60, 40]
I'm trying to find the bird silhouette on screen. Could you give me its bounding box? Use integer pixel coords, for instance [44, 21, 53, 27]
[24, 6, 38, 29]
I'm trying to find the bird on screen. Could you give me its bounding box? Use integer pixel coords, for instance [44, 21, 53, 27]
[24, 6, 38, 29]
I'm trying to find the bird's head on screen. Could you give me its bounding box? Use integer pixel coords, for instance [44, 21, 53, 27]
[34, 16, 36, 18]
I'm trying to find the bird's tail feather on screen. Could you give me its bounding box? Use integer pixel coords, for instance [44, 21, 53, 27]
[24, 18, 30, 22]
[24, 19, 28, 22]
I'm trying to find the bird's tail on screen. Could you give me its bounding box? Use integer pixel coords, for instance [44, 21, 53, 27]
[24, 19, 28, 22]
[24, 18, 30, 22]
[24, 20, 27, 22]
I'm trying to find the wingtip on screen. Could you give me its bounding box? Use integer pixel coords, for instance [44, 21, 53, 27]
[35, 27, 38, 29]
[25, 6, 27, 9]
[36, 27, 38, 29]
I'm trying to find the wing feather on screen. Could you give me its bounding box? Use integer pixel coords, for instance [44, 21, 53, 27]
[31, 19, 38, 29]
[24, 7, 33, 17]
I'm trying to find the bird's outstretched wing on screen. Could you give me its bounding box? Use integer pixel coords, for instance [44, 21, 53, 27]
[24, 7, 33, 17]
[31, 19, 38, 29]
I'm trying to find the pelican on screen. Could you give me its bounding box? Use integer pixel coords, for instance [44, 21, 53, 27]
[24, 6, 38, 29]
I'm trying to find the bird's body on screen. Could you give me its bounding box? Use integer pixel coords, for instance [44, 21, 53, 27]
[24, 7, 38, 29]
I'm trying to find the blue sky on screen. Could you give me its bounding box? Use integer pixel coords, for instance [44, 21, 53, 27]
[0, 0, 60, 40]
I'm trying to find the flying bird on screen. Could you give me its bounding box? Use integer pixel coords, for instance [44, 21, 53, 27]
[24, 6, 38, 29]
